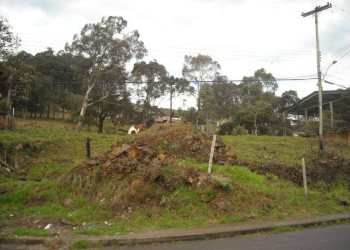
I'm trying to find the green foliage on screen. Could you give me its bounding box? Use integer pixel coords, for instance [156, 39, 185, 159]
[219, 122, 234, 135]
[131, 60, 167, 120]
[182, 54, 221, 118]
[211, 175, 233, 190]
[0, 16, 20, 60]
[233, 125, 249, 135]
[11, 227, 58, 237]
[70, 240, 102, 249]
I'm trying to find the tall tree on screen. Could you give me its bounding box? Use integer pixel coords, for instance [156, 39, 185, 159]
[167, 76, 193, 123]
[30, 48, 78, 119]
[65, 16, 147, 128]
[131, 60, 167, 120]
[279, 90, 299, 111]
[0, 16, 20, 61]
[182, 54, 220, 125]
[236, 69, 279, 135]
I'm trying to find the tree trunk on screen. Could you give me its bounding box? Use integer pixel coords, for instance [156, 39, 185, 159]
[254, 112, 258, 136]
[77, 82, 95, 129]
[98, 114, 104, 134]
[5, 75, 14, 129]
[53, 107, 56, 119]
[62, 107, 65, 120]
[170, 85, 173, 124]
[46, 103, 50, 119]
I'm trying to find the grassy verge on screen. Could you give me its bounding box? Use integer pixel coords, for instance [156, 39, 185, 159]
[0, 119, 349, 238]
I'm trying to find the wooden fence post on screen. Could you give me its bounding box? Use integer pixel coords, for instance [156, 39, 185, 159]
[86, 137, 91, 159]
[208, 135, 216, 174]
[302, 158, 308, 197]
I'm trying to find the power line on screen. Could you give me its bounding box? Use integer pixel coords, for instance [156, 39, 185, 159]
[0, 77, 318, 85]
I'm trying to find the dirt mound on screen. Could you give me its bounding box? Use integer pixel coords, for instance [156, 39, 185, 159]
[307, 152, 350, 185]
[62, 124, 236, 215]
[242, 152, 350, 187]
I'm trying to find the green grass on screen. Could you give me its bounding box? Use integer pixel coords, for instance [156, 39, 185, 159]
[0, 119, 349, 238]
[222, 135, 318, 166]
[70, 240, 102, 249]
[11, 226, 58, 237]
[179, 158, 350, 219]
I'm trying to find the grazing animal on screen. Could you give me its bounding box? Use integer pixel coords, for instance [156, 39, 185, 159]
[128, 124, 147, 134]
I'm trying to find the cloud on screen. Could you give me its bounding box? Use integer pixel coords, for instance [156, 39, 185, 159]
[1, 0, 349, 104]
[1, 0, 71, 14]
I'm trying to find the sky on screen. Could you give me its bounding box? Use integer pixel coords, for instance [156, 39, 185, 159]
[1, 0, 350, 109]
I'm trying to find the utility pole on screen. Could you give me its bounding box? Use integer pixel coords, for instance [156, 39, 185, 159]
[302, 2, 332, 151]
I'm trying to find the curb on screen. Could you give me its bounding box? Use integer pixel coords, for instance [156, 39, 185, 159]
[1, 213, 350, 247]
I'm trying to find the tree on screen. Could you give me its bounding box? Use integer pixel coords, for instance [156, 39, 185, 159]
[236, 69, 279, 135]
[89, 67, 129, 133]
[253, 68, 278, 93]
[65, 16, 147, 128]
[167, 76, 193, 123]
[182, 54, 220, 125]
[30, 48, 78, 119]
[0, 16, 20, 60]
[279, 90, 299, 111]
[131, 60, 167, 120]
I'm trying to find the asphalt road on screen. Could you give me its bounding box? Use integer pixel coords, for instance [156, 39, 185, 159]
[116, 223, 350, 250]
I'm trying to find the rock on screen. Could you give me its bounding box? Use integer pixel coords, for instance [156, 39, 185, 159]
[131, 179, 144, 189]
[103, 160, 111, 167]
[44, 224, 52, 230]
[158, 153, 167, 161]
[127, 146, 144, 160]
[111, 146, 124, 157]
[122, 144, 131, 152]
[86, 159, 98, 165]
[200, 193, 211, 203]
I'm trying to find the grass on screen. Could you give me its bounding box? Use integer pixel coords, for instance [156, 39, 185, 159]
[70, 240, 102, 249]
[0, 118, 349, 238]
[180, 158, 350, 218]
[222, 134, 350, 167]
[11, 226, 58, 237]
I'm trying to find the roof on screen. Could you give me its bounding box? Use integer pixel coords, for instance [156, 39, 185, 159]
[286, 90, 345, 115]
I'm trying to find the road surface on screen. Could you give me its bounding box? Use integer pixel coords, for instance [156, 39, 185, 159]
[116, 223, 350, 250]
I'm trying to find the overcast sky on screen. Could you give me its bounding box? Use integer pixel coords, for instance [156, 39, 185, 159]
[1, 0, 350, 109]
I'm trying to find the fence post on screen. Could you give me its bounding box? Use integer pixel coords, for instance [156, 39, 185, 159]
[86, 137, 91, 159]
[302, 158, 308, 197]
[208, 134, 216, 174]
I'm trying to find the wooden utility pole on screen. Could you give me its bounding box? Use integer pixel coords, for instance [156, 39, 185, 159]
[302, 2, 332, 151]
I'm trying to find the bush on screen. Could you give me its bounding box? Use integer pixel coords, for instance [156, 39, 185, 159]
[233, 125, 248, 135]
[219, 122, 234, 135]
